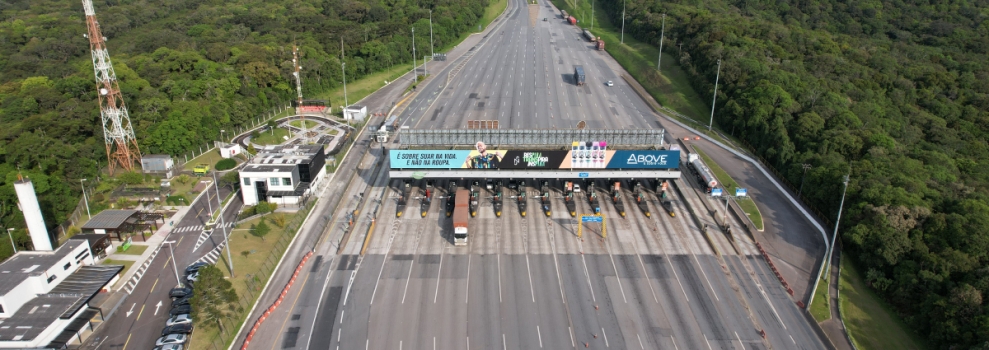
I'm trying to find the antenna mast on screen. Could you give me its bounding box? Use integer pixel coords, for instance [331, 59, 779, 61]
[292, 44, 311, 145]
[82, 0, 141, 174]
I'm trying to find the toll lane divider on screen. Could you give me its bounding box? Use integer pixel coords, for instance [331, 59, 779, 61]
[241, 251, 313, 350]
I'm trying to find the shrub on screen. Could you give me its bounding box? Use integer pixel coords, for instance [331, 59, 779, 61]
[215, 158, 237, 171]
[176, 174, 191, 184]
[255, 201, 276, 215]
[270, 214, 286, 228]
[119, 171, 143, 185]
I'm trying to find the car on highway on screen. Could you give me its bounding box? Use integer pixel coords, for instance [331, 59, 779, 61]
[169, 304, 192, 316]
[169, 287, 192, 299]
[161, 323, 194, 336]
[166, 314, 192, 327]
[606, 80, 614, 86]
[152, 345, 183, 350]
[172, 296, 192, 307]
[573, 184, 581, 193]
[155, 334, 188, 346]
[185, 262, 209, 275]
[543, 18, 547, 21]
[486, 179, 493, 190]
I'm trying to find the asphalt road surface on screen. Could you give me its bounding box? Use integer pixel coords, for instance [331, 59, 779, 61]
[83, 180, 240, 350]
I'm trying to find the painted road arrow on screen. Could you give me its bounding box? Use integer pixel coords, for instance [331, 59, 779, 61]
[125, 303, 136, 317]
[154, 301, 162, 315]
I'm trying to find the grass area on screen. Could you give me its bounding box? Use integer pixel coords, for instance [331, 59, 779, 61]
[405, 74, 431, 93]
[252, 127, 291, 145]
[553, 0, 711, 126]
[693, 147, 765, 230]
[116, 244, 148, 256]
[811, 277, 831, 321]
[317, 63, 414, 113]
[840, 258, 928, 350]
[479, 0, 508, 31]
[182, 149, 224, 171]
[187, 212, 303, 350]
[328, 129, 339, 135]
[289, 120, 318, 129]
[102, 259, 135, 277]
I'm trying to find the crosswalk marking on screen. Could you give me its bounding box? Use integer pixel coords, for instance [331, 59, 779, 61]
[173, 222, 234, 234]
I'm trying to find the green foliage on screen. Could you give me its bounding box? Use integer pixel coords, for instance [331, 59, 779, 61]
[270, 214, 286, 228]
[175, 174, 192, 185]
[190, 265, 238, 332]
[215, 158, 237, 171]
[250, 218, 270, 241]
[220, 171, 240, 190]
[255, 201, 276, 215]
[118, 171, 144, 185]
[608, 0, 989, 347]
[0, 0, 492, 259]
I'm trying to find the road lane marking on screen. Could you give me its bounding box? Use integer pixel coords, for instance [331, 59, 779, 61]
[693, 255, 719, 301]
[704, 336, 713, 350]
[135, 304, 145, 321]
[790, 334, 796, 344]
[465, 255, 471, 304]
[369, 256, 387, 305]
[671, 336, 680, 350]
[537, 326, 543, 348]
[734, 331, 743, 348]
[150, 277, 159, 294]
[580, 253, 596, 302]
[401, 258, 414, 304]
[602, 327, 609, 347]
[122, 334, 132, 350]
[525, 254, 536, 303]
[569, 327, 575, 348]
[503, 334, 507, 350]
[340, 310, 345, 323]
[637, 334, 644, 349]
[497, 254, 503, 303]
[606, 248, 628, 303]
[433, 253, 444, 303]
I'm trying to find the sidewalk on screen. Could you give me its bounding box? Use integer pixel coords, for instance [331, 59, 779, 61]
[819, 249, 854, 350]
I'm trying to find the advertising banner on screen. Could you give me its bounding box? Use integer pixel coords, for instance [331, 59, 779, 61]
[605, 150, 680, 169]
[499, 151, 569, 169]
[390, 142, 507, 169]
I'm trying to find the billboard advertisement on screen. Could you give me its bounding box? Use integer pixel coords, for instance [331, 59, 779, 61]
[391, 143, 680, 170]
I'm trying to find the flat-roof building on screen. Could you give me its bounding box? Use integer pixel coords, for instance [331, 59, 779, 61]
[241, 145, 326, 207]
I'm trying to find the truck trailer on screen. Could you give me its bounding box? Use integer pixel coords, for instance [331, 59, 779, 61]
[453, 189, 469, 245]
[596, 39, 605, 51]
[574, 65, 586, 86]
[567, 16, 577, 25]
[687, 153, 719, 192]
[583, 29, 596, 42]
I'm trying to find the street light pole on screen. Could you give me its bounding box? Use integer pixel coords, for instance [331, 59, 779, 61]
[429, 10, 434, 59]
[80, 179, 91, 219]
[798, 163, 812, 198]
[824, 174, 850, 276]
[212, 171, 235, 277]
[342, 62, 348, 113]
[163, 240, 180, 287]
[708, 58, 721, 131]
[657, 14, 666, 71]
[6, 228, 15, 254]
[620, 0, 626, 44]
[412, 27, 418, 84]
[591, 0, 595, 30]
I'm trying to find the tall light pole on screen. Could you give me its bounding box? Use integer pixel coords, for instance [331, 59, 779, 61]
[163, 240, 180, 287]
[6, 228, 16, 254]
[220, 129, 226, 143]
[824, 174, 850, 276]
[429, 10, 434, 59]
[797, 163, 812, 198]
[657, 14, 666, 71]
[80, 179, 91, 219]
[342, 62, 348, 113]
[212, 170, 235, 277]
[412, 27, 418, 84]
[591, 0, 595, 30]
[620, 0, 626, 44]
[708, 58, 721, 131]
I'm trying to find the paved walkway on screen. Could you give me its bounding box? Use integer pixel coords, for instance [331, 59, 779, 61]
[819, 249, 854, 350]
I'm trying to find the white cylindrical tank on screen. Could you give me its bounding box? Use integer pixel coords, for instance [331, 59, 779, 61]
[14, 178, 53, 251]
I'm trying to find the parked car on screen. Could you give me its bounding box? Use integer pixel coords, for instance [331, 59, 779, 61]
[166, 314, 192, 327]
[161, 323, 194, 336]
[155, 334, 188, 346]
[185, 262, 209, 275]
[153, 345, 183, 350]
[172, 296, 192, 307]
[186, 272, 199, 283]
[169, 304, 192, 316]
[169, 287, 192, 299]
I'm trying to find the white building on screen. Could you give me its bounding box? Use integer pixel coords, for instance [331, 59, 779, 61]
[0, 239, 123, 348]
[343, 105, 367, 123]
[240, 145, 327, 207]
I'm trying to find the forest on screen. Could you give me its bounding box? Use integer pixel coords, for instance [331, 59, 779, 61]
[0, 0, 487, 256]
[601, 0, 989, 347]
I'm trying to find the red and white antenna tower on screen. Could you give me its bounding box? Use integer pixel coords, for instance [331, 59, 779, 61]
[82, 0, 141, 174]
[292, 44, 311, 144]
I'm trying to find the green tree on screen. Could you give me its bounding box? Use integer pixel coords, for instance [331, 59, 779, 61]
[250, 217, 270, 241]
[190, 265, 238, 334]
[219, 170, 240, 190]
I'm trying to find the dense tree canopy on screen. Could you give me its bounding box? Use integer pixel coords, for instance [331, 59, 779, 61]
[0, 0, 487, 256]
[606, 0, 989, 347]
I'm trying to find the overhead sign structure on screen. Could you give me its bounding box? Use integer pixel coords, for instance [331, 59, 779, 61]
[392, 148, 681, 170]
[735, 188, 748, 197]
[581, 215, 603, 223]
[578, 172, 590, 178]
[711, 188, 724, 197]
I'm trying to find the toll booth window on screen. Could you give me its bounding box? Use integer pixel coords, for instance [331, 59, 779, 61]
[47, 274, 57, 283]
[270, 178, 281, 186]
[243, 178, 251, 186]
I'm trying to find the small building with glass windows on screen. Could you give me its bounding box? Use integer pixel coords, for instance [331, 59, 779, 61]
[240, 145, 326, 207]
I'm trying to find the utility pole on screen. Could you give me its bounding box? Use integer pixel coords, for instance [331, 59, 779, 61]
[213, 170, 235, 277]
[342, 62, 348, 115]
[657, 14, 666, 71]
[412, 27, 418, 84]
[591, 0, 595, 30]
[798, 163, 812, 198]
[163, 240, 180, 287]
[6, 228, 15, 254]
[824, 174, 850, 276]
[708, 58, 721, 131]
[80, 179, 91, 219]
[620, 0, 626, 44]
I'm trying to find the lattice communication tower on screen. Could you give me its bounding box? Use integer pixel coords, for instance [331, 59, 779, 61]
[82, 0, 141, 174]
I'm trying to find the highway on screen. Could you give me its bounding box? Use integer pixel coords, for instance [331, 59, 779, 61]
[242, 0, 831, 349]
